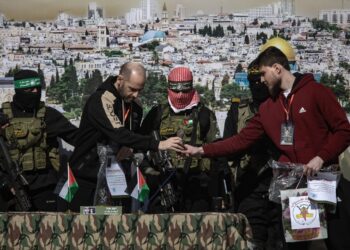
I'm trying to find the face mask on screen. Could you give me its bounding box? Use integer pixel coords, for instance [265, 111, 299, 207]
[13, 88, 41, 112]
[168, 89, 196, 110]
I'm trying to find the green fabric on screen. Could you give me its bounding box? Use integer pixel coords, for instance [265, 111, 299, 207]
[0, 212, 252, 249]
[159, 104, 215, 171]
[1, 102, 59, 171]
[14, 78, 41, 89]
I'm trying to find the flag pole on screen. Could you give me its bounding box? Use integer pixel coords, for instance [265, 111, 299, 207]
[67, 164, 71, 214]
[67, 164, 71, 203]
[136, 166, 141, 211]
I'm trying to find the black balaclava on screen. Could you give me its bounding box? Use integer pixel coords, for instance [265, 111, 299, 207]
[13, 70, 42, 112]
[247, 59, 269, 107]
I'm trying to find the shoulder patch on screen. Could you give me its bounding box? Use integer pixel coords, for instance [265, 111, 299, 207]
[101, 91, 123, 129]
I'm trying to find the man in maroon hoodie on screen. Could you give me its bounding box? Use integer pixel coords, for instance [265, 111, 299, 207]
[183, 47, 350, 249]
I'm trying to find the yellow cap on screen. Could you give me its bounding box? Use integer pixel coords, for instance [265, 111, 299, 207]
[260, 37, 296, 62]
[231, 97, 240, 103]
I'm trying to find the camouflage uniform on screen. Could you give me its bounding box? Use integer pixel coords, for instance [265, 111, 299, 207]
[140, 102, 227, 213]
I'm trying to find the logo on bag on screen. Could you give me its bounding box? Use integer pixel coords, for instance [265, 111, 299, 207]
[290, 196, 319, 229]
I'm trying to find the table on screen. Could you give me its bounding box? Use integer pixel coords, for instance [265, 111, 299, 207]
[0, 212, 252, 249]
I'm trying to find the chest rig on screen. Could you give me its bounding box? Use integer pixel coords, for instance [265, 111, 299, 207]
[231, 102, 270, 186]
[2, 102, 58, 171]
[159, 105, 211, 171]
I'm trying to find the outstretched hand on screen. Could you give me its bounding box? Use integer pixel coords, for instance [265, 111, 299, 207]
[181, 144, 204, 157]
[159, 137, 185, 151]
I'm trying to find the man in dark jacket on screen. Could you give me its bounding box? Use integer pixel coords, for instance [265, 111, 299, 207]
[0, 70, 78, 212]
[68, 62, 184, 212]
[183, 47, 350, 249]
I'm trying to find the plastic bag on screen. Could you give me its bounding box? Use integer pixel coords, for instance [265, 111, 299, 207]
[280, 188, 328, 242]
[268, 160, 341, 204]
[94, 144, 114, 205]
[268, 161, 305, 203]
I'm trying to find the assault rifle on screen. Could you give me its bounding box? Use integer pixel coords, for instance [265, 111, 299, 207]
[0, 136, 31, 211]
[149, 131, 177, 212]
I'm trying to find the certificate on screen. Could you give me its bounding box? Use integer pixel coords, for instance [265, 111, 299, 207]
[106, 160, 128, 197]
[307, 172, 337, 204]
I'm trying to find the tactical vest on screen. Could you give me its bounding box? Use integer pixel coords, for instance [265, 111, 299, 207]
[232, 101, 270, 186]
[2, 102, 60, 171]
[236, 102, 256, 169]
[158, 104, 212, 171]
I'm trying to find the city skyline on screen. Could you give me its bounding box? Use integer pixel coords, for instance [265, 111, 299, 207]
[0, 0, 349, 21]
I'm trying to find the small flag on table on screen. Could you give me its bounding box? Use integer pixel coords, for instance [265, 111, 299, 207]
[59, 165, 79, 202]
[130, 167, 150, 202]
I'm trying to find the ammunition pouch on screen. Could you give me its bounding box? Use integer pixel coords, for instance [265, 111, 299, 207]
[2, 102, 59, 172]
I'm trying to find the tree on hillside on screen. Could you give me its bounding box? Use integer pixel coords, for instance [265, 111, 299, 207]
[244, 35, 250, 44]
[220, 83, 251, 101]
[221, 73, 230, 85]
[50, 75, 55, 87]
[194, 85, 216, 107]
[5, 65, 21, 77]
[235, 63, 243, 75]
[46, 65, 80, 113]
[37, 64, 46, 89]
[82, 70, 103, 106]
[320, 73, 350, 112]
[141, 72, 168, 109]
[56, 68, 60, 83]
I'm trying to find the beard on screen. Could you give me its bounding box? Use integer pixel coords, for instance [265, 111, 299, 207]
[268, 79, 282, 99]
[118, 85, 133, 103]
[249, 82, 270, 105]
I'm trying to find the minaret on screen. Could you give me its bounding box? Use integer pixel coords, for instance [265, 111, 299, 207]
[161, 2, 168, 26]
[291, 0, 295, 15]
[97, 20, 107, 50]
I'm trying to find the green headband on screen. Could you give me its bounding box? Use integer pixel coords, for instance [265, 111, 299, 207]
[168, 81, 193, 92]
[14, 77, 41, 89]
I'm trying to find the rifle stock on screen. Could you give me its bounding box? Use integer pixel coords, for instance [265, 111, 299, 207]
[0, 136, 31, 211]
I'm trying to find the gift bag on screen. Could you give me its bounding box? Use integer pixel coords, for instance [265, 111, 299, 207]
[280, 188, 327, 242]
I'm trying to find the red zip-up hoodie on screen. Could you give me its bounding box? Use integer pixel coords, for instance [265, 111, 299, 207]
[204, 74, 350, 165]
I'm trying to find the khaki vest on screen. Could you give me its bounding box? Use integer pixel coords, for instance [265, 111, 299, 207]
[236, 102, 256, 169]
[231, 101, 270, 186]
[2, 102, 60, 171]
[159, 104, 211, 171]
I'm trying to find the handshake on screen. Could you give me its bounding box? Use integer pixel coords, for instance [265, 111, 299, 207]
[158, 137, 204, 157]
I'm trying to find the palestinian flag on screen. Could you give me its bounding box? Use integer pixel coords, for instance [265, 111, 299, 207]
[129, 167, 150, 202]
[59, 165, 79, 203]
